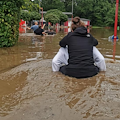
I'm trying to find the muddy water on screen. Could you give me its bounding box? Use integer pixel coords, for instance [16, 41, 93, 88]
[0, 28, 120, 120]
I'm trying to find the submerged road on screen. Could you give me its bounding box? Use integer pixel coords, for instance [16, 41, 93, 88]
[0, 59, 120, 120]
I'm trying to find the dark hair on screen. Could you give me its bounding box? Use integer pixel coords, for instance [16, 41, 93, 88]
[71, 16, 86, 31]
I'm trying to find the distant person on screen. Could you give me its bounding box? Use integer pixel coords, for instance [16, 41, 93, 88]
[45, 28, 56, 35]
[27, 21, 39, 32]
[34, 24, 46, 36]
[52, 16, 106, 78]
[108, 35, 119, 42]
[111, 35, 119, 41]
[48, 22, 51, 31]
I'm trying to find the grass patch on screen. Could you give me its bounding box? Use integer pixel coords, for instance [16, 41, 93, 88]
[92, 26, 103, 28]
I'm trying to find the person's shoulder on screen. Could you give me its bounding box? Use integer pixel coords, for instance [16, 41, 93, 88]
[67, 31, 72, 35]
[31, 25, 33, 28]
[65, 31, 74, 38]
[31, 25, 36, 27]
[35, 25, 39, 27]
[88, 33, 94, 38]
[33, 25, 38, 27]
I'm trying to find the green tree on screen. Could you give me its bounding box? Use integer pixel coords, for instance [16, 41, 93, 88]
[21, 0, 40, 12]
[0, 0, 24, 47]
[104, 8, 115, 27]
[44, 9, 68, 23]
[20, 10, 41, 21]
[105, 5, 120, 27]
[73, 0, 112, 26]
[62, 0, 72, 12]
[20, 10, 31, 21]
[41, 0, 65, 11]
[21, 0, 119, 27]
[30, 11, 41, 20]
[45, 13, 60, 24]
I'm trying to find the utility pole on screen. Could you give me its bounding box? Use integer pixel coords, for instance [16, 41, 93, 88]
[40, 0, 43, 14]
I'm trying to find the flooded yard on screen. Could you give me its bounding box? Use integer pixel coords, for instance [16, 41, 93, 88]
[0, 28, 120, 120]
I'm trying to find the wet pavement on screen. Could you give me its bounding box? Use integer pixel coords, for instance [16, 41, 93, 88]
[0, 28, 120, 120]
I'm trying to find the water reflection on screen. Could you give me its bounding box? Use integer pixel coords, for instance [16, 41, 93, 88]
[0, 71, 28, 116]
[0, 34, 56, 73]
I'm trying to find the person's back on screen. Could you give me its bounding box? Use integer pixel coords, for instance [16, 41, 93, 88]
[34, 26, 43, 35]
[31, 25, 39, 31]
[64, 27, 95, 65]
[34, 24, 46, 36]
[27, 21, 39, 32]
[59, 17, 99, 78]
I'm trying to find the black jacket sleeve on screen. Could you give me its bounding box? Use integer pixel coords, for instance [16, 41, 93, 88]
[59, 32, 72, 47]
[59, 35, 68, 47]
[90, 34, 98, 46]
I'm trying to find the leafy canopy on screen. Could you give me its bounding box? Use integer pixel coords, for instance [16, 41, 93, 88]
[20, 10, 41, 21]
[44, 9, 68, 24]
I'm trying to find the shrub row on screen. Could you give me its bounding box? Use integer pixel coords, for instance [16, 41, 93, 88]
[20, 10, 41, 22]
[44, 9, 68, 24]
[0, 0, 23, 47]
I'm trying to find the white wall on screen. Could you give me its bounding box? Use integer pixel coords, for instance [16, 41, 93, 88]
[68, 21, 72, 27]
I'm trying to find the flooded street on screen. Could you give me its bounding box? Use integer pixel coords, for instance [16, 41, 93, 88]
[0, 28, 120, 120]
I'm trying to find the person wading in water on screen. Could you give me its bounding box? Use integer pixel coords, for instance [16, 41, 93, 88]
[52, 16, 106, 78]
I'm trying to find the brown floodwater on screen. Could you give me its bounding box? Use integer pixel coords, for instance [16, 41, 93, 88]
[0, 28, 120, 120]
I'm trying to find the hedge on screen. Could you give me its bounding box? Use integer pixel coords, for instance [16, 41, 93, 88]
[45, 9, 68, 23]
[20, 10, 41, 22]
[0, 0, 23, 47]
[45, 13, 60, 24]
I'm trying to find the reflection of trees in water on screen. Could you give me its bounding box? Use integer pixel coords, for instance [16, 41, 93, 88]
[24, 36, 46, 62]
[31, 36, 45, 47]
[0, 36, 46, 72]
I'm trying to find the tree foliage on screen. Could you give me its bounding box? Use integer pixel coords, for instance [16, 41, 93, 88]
[20, 10, 31, 21]
[21, 0, 119, 27]
[0, 0, 24, 47]
[30, 11, 41, 20]
[21, 0, 40, 12]
[73, 0, 112, 26]
[20, 10, 41, 21]
[41, 0, 65, 11]
[45, 13, 60, 24]
[44, 9, 68, 24]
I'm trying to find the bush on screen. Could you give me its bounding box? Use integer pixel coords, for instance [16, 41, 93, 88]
[45, 13, 60, 24]
[30, 11, 41, 21]
[0, 1, 23, 47]
[20, 10, 31, 21]
[20, 10, 41, 22]
[44, 9, 68, 23]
